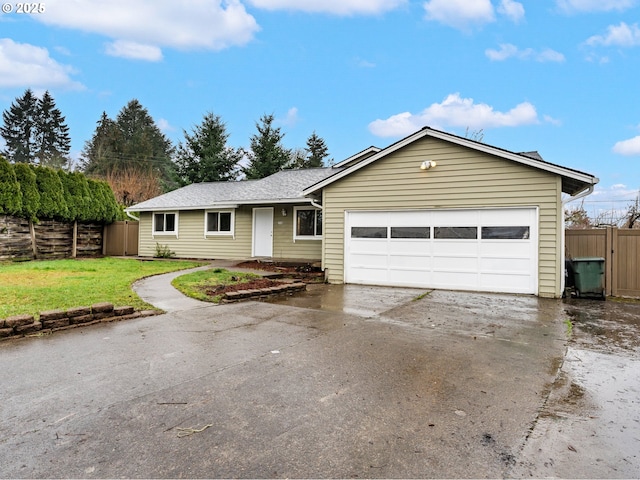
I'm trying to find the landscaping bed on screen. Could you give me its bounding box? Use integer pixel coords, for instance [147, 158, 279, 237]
[235, 260, 324, 282]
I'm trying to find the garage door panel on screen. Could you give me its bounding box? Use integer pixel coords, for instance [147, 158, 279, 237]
[388, 269, 432, 285]
[345, 208, 537, 294]
[389, 254, 432, 269]
[349, 240, 387, 255]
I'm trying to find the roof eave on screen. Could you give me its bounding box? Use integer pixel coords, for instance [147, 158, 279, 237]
[126, 197, 315, 213]
[303, 126, 599, 196]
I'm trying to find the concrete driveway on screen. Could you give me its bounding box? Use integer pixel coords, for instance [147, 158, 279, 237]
[0, 274, 637, 478]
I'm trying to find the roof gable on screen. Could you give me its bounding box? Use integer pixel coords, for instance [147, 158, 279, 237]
[304, 126, 599, 197]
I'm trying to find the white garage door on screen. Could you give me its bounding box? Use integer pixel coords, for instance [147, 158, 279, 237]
[345, 208, 538, 294]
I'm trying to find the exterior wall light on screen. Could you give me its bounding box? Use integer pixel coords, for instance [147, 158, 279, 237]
[420, 160, 437, 170]
[281, 208, 288, 217]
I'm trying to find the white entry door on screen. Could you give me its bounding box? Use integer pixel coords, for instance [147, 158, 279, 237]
[252, 207, 273, 257]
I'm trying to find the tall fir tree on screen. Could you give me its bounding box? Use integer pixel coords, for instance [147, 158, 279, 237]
[35, 91, 71, 168]
[242, 114, 290, 180]
[288, 131, 331, 169]
[0, 89, 38, 163]
[175, 112, 241, 185]
[81, 100, 177, 192]
[0, 90, 71, 166]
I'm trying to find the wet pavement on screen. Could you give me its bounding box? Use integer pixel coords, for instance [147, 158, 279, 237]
[512, 297, 640, 478]
[0, 275, 639, 478]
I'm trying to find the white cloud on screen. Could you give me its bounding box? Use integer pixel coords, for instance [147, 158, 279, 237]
[557, 0, 636, 13]
[585, 22, 640, 47]
[156, 118, 175, 133]
[0, 38, 84, 89]
[613, 135, 640, 155]
[485, 43, 565, 62]
[423, 0, 495, 30]
[278, 107, 299, 127]
[105, 40, 163, 61]
[497, 0, 525, 23]
[35, 0, 259, 58]
[368, 93, 540, 137]
[247, 0, 406, 15]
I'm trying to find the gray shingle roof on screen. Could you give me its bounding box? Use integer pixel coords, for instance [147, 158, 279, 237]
[127, 168, 337, 212]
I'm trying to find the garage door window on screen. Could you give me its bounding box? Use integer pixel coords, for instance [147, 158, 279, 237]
[482, 226, 530, 239]
[434, 227, 477, 239]
[351, 227, 387, 238]
[391, 227, 430, 239]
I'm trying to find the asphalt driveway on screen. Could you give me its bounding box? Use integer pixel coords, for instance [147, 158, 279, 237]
[0, 275, 637, 478]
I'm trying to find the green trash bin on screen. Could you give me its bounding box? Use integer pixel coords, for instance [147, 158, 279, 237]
[571, 257, 605, 299]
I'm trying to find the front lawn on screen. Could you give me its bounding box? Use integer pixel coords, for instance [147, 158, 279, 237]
[0, 257, 205, 318]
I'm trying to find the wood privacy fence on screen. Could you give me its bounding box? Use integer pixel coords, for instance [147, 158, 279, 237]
[0, 216, 139, 260]
[0, 215, 103, 260]
[103, 221, 139, 256]
[566, 227, 640, 297]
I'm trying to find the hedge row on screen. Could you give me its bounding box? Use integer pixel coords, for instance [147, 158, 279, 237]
[0, 156, 120, 223]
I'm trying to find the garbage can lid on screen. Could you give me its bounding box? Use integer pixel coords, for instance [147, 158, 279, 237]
[571, 257, 605, 262]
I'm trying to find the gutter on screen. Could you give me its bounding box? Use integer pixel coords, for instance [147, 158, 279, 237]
[125, 210, 139, 221]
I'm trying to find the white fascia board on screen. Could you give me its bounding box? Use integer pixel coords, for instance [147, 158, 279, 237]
[332, 146, 381, 168]
[127, 204, 239, 213]
[424, 128, 599, 185]
[303, 127, 598, 196]
[303, 129, 430, 195]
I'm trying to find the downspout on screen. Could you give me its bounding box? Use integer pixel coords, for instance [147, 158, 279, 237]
[125, 210, 140, 221]
[309, 198, 323, 210]
[560, 184, 595, 294]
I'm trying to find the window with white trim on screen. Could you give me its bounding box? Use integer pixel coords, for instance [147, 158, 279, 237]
[294, 207, 322, 240]
[153, 212, 177, 235]
[205, 210, 234, 235]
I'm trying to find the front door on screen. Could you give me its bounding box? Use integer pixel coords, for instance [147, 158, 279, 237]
[252, 207, 273, 257]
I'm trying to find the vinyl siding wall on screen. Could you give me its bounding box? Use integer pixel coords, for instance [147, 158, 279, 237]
[321, 136, 563, 298]
[138, 204, 321, 261]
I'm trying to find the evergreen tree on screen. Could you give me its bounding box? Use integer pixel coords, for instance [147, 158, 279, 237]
[288, 131, 331, 169]
[304, 131, 330, 167]
[58, 170, 91, 222]
[81, 100, 177, 191]
[35, 92, 71, 168]
[13, 163, 40, 221]
[175, 112, 241, 185]
[1, 89, 38, 163]
[0, 155, 22, 215]
[80, 112, 121, 174]
[34, 165, 68, 220]
[242, 114, 290, 180]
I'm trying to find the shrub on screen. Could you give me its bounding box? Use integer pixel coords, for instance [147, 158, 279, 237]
[0, 155, 22, 215]
[154, 243, 175, 258]
[34, 165, 68, 220]
[13, 163, 40, 221]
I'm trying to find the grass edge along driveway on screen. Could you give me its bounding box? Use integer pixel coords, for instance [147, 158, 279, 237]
[0, 257, 206, 319]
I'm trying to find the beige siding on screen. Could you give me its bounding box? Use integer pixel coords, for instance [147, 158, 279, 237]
[322, 136, 563, 298]
[138, 204, 321, 261]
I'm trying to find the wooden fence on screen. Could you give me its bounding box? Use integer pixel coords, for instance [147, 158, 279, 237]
[103, 221, 139, 256]
[566, 227, 640, 297]
[0, 215, 103, 260]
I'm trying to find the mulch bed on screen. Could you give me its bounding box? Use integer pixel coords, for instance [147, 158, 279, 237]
[204, 278, 286, 297]
[235, 260, 324, 281]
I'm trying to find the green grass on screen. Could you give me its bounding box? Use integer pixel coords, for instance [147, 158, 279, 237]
[172, 268, 260, 304]
[0, 257, 206, 318]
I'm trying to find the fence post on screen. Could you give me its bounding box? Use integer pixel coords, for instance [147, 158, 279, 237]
[611, 227, 619, 297]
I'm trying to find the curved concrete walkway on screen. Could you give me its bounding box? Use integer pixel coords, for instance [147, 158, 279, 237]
[132, 260, 273, 312]
[132, 264, 214, 312]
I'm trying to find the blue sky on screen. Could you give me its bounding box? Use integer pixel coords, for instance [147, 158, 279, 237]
[1, 0, 639, 221]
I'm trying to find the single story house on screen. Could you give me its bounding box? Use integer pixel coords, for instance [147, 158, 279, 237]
[127, 126, 598, 298]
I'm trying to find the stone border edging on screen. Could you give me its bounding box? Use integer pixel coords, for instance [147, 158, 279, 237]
[0, 302, 159, 340]
[221, 282, 306, 303]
